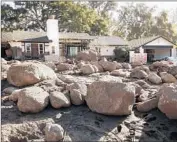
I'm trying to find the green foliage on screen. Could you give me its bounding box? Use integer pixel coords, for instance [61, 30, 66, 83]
[113, 47, 130, 62]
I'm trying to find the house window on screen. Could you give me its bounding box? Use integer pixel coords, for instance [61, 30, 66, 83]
[25, 43, 31, 53]
[39, 44, 44, 54]
[52, 46, 55, 54]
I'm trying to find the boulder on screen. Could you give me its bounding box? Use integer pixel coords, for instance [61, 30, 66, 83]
[44, 123, 64, 142]
[1, 58, 7, 64]
[1, 64, 10, 80]
[135, 80, 151, 89]
[158, 83, 177, 119]
[8, 89, 22, 102]
[111, 69, 130, 78]
[98, 75, 122, 83]
[113, 61, 123, 69]
[44, 62, 56, 70]
[130, 69, 148, 79]
[137, 97, 158, 112]
[148, 72, 162, 84]
[17, 87, 49, 113]
[122, 63, 132, 69]
[92, 65, 99, 73]
[77, 61, 85, 68]
[85, 81, 135, 115]
[160, 72, 176, 83]
[89, 50, 98, 61]
[131, 62, 143, 67]
[99, 60, 117, 72]
[49, 92, 71, 109]
[56, 63, 74, 71]
[70, 89, 84, 105]
[7, 62, 57, 87]
[3, 87, 19, 95]
[168, 66, 177, 76]
[150, 61, 170, 72]
[80, 64, 95, 75]
[90, 61, 104, 72]
[134, 65, 150, 74]
[76, 50, 98, 61]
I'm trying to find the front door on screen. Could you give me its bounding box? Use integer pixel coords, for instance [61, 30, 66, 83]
[31, 43, 39, 58]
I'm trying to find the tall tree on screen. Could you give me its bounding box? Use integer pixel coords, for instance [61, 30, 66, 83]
[113, 3, 156, 40]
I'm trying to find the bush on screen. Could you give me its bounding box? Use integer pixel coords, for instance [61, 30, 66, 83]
[113, 47, 129, 62]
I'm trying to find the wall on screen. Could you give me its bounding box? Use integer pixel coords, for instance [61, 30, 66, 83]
[91, 46, 115, 56]
[146, 37, 174, 46]
[154, 48, 171, 60]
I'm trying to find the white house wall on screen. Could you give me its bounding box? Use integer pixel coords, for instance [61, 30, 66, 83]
[146, 37, 174, 46]
[100, 46, 115, 56]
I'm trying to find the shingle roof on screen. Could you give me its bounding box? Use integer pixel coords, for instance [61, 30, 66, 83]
[89, 36, 128, 46]
[21, 36, 52, 43]
[1, 31, 94, 42]
[128, 36, 160, 50]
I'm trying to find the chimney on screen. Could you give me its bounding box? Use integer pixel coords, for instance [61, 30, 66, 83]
[47, 15, 59, 56]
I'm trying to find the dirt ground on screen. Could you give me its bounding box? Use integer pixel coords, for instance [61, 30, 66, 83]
[1, 76, 177, 142]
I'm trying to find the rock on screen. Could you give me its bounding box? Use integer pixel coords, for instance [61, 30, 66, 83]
[70, 89, 84, 105]
[17, 87, 49, 113]
[137, 97, 158, 112]
[129, 83, 143, 97]
[1, 64, 10, 80]
[113, 61, 123, 69]
[111, 69, 130, 77]
[56, 63, 74, 72]
[168, 66, 177, 76]
[138, 90, 151, 102]
[44, 62, 56, 70]
[134, 65, 150, 74]
[158, 83, 177, 119]
[77, 61, 85, 68]
[76, 50, 98, 61]
[98, 75, 122, 83]
[1, 58, 7, 64]
[130, 69, 148, 79]
[148, 72, 162, 84]
[80, 64, 95, 75]
[86, 81, 135, 115]
[90, 61, 104, 72]
[150, 61, 170, 72]
[122, 63, 132, 69]
[44, 123, 64, 142]
[131, 62, 143, 67]
[8, 89, 22, 102]
[135, 80, 151, 89]
[7, 62, 57, 87]
[160, 72, 176, 83]
[3, 87, 19, 95]
[99, 60, 117, 72]
[92, 65, 99, 73]
[49, 92, 71, 109]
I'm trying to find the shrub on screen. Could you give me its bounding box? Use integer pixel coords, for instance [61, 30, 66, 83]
[113, 47, 129, 62]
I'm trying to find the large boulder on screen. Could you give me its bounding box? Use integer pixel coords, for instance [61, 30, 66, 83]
[113, 61, 123, 69]
[148, 72, 162, 84]
[122, 63, 132, 69]
[130, 69, 148, 79]
[44, 123, 64, 142]
[160, 72, 176, 83]
[98, 75, 122, 83]
[7, 62, 57, 87]
[85, 81, 135, 115]
[49, 92, 71, 109]
[56, 63, 74, 72]
[137, 97, 158, 112]
[66, 82, 87, 105]
[17, 87, 49, 113]
[90, 61, 104, 72]
[99, 60, 117, 72]
[44, 62, 56, 70]
[111, 69, 130, 78]
[134, 65, 150, 74]
[168, 66, 177, 76]
[1, 64, 10, 80]
[76, 50, 98, 61]
[150, 61, 170, 72]
[80, 64, 95, 75]
[158, 83, 177, 119]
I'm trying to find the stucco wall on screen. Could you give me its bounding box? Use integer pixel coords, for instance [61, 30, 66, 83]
[154, 48, 171, 60]
[91, 46, 115, 56]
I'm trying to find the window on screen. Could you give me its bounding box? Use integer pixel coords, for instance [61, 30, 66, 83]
[25, 43, 31, 53]
[39, 44, 44, 54]
[52, 46, 55, 54]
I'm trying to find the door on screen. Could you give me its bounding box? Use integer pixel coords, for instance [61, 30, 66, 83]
[31, 43, 39, 58]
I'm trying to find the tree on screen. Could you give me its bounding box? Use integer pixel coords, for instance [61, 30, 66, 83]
[113, 3, 156, 40]
[2, 1, 109, 35]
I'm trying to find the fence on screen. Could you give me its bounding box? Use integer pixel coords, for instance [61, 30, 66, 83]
[129, 51, 147, 64]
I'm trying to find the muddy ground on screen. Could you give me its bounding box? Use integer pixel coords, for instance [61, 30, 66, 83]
[1, 75, 177, 142]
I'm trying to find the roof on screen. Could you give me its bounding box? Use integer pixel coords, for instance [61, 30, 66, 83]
[21, 36, 52, 43]
[128, 35, 176, 50]
[1, 31, 94, 42]
[89, 36, 128, 46]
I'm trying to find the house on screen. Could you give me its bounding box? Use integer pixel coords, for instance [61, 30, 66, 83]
[1, 16, 94, 61]
[89, 36, 129, 57]
[128, 36, 177, 62]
